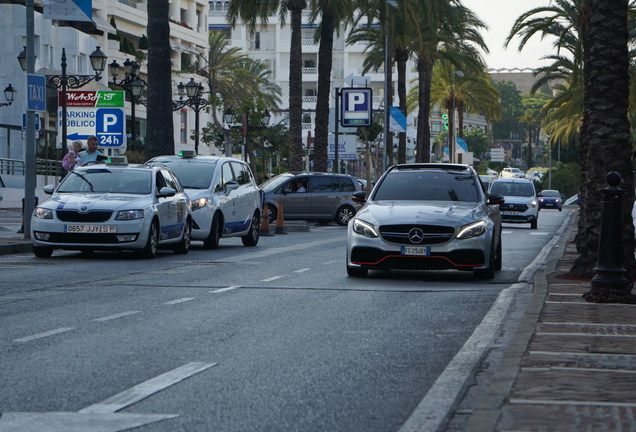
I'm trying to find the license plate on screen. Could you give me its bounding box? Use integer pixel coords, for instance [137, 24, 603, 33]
[500, 211, 518, 216]
[401, 246, 430, 256]
[64, 224, 117, 233]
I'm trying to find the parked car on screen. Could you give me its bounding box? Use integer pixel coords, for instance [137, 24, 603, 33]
[490, 178, 539, 229]
[346, 163, 505, 279]
[147, 151, 261, 249]
[260, 172, 363, 225]
[500, 167, 526, 178]
[538, 189, 563, 211]
[31, 156, 192, 258]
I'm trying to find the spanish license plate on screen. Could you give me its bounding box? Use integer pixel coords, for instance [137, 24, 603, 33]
[64, 224, 117, 233]
[401, 246, 430, 256]
[500, 211, 517, 216]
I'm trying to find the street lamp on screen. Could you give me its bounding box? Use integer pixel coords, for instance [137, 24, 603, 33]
[109, 59, 147, 142]
[173, 78, 210, 155]
[18, 46, 107, 164]
[0, 84, 16, 107]
[449, 70, 464, 164]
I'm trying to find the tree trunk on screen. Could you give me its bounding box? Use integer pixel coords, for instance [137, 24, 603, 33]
[286, 0, 306, 172]
[145, 0, 174, 160]
[396, 49, 408, 164]
[415, 59, 433, 163]
[313, 7, 336, 173]
[573, 0, 636, 283]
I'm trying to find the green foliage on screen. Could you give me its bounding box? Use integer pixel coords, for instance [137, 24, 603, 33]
[539, 162, 581, 198]
[463, 128, 490, 159]
[138, 34, 148, 50]
[108, 18, 120, 41]
[120, 38, 137, 56]
[492, 81, 524, 140]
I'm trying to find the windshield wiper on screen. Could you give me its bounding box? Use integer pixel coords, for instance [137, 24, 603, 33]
[68, 171, 94, 192]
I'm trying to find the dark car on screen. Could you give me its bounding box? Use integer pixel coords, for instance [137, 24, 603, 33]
[538, 189, 563, 211]
[260, 172, 363, 225]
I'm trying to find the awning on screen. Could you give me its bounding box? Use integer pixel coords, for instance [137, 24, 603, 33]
[92, 15, 116, 33]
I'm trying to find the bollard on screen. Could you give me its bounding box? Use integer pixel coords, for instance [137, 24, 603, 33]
[583, 171, 635, 303]
[17, 196, 39, 234]
[274, 202, 287, 235]
[259, 204, 274, 236]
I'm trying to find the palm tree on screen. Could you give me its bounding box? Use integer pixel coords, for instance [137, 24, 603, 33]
[409, 0, 488, 163]
[307, 0, 357, 172]
[227, 0, 307, 171]
[145, 0, 174, 160]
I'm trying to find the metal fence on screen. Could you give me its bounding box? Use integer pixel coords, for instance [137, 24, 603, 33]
[0, 158, 61, 177]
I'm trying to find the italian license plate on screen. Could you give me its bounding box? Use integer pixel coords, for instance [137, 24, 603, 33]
[401, 246, 430, 256]
[64, 224, 117, 233]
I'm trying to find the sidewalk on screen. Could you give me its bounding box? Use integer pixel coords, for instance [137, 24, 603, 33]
[0, 208, 32, 255]
[464, 214, 636, 431]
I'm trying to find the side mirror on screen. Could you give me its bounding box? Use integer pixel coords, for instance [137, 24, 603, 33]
[352, 190, 367, 204]
[43, 184, 55, 195]
[157, 187, 176, 198]
[488, 193, 505, 205]
[225, 180, 239, 194]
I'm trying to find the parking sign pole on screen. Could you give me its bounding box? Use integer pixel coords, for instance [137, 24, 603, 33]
[24, 0, 36, 240]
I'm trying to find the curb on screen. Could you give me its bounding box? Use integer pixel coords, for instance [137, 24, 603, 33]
[0, 242, 32, 256]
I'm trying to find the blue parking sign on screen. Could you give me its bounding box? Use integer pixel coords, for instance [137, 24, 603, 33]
[96, 108, 125, 147]
[341, 88, 372, 127]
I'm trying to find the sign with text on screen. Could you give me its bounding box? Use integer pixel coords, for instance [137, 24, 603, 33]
[340, 88, 372, 127]
[27, 74, 46, 112]
[57, 90, 126, 148]
[328, 134, 358, 160]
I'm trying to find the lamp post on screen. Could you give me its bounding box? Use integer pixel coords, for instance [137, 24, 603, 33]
[173, 78, 210, 155]
[18, 46, 107, 164]
[0, 84, 16, 107]
[109, 59, 146, 142]
[449, 70, 464, 164]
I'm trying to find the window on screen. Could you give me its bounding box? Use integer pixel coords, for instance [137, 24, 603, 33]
[339, 177, 356, 192]
[220, 162, 236, 190]
[232, 162, 249, 185]
[311, 176, 339, 192]
[302, 114, 312, 124]
[160, 170, 178, 190]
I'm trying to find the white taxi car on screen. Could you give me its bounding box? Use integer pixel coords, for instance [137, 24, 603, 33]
[147, 151, 262, 249]
[31, 157, 192, 258]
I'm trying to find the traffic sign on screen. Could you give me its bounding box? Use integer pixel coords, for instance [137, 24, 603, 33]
[340, 88, 372, 127]
[26, 74, 46, 112]
[22, 113, 41, 131]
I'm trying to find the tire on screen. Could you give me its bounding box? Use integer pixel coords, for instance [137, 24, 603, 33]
[241, 212, 260, 247]
[204, 214, 222, 250]
[494, 233, 503, 271]
[33, 246, 53, 258]
[347, 265, 368, 277]
[173, 218, 191, 254]
[336, 205, 355, 226]
[267, 205, 277, 225]
[530, 218, 538, 229]
[141, 220, 159, 259]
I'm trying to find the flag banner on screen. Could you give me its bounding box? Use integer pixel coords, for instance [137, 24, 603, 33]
[389, 106, 407, 133]
[44, 0, 92, 22]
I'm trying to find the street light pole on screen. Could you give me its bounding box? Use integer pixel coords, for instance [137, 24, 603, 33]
[0, 84, 16, 108]
[110, 59, 147, 142]
[19, 46, 107, 167]
[173, 78, 210, 155]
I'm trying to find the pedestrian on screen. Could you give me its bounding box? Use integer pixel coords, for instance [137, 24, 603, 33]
[62, 140, 82, 172]
[78, 135, 105, 165]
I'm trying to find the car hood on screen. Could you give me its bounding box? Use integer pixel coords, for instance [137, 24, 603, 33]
[43, 193, 152, 210]
[357, 200, 487, 226]
[499, 195, 536, 205]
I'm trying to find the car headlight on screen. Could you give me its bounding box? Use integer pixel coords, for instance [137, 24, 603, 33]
[115, 209, 146, 220]
[352, 218, 378, 238]
[191, 197, 207, 211]
[528, 200, 538, 208]
[457, 221, 487, 239]
[34, 207, 53, 219]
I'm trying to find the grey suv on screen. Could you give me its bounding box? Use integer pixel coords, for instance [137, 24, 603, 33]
[260, 172, 363, 225]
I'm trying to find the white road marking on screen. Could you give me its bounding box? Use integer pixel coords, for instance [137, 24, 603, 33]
[79, 362, 217, 414]
[210, 286, 240, 293]
[14, 327, 74, 343]
[261, 276, 283, 282]
[322, 260, 337, 265]
[93, 311, 140, 322]
[502, 230, 514, 234]
[213, 237, 341, 263]
[163, 297, 194, 305]
[529, 232, 550, 236]
[294, 268, 311, 273]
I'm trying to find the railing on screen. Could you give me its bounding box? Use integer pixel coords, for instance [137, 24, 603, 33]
[0, 158, 61, 177]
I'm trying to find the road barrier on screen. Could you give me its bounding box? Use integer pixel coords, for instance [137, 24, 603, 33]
[260, 204, 273, 236]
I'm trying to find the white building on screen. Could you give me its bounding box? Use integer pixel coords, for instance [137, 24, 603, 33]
[0, 0, 213, 165]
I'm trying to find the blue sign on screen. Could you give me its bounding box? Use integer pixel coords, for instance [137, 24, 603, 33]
[26, 74, 46, 112]
[341, 88, 372, 127]
[95, 108, 125, 147]
[22, 113, 41, 131]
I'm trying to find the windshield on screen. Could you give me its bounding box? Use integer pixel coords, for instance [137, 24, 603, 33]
[490, 181, 535, 197]
[58, 169, 152, 194]
[373, 170, 480, 202]
[156, 161, 216, 189]
[259, 175, 293, 192]
[541, 190, 560, 197]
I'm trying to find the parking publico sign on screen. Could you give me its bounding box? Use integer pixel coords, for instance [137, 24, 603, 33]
[57, 90, 126, 148]
[340, 88, 372, 127]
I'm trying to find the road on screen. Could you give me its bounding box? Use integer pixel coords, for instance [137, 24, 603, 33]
[0, 208, 572, 432]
